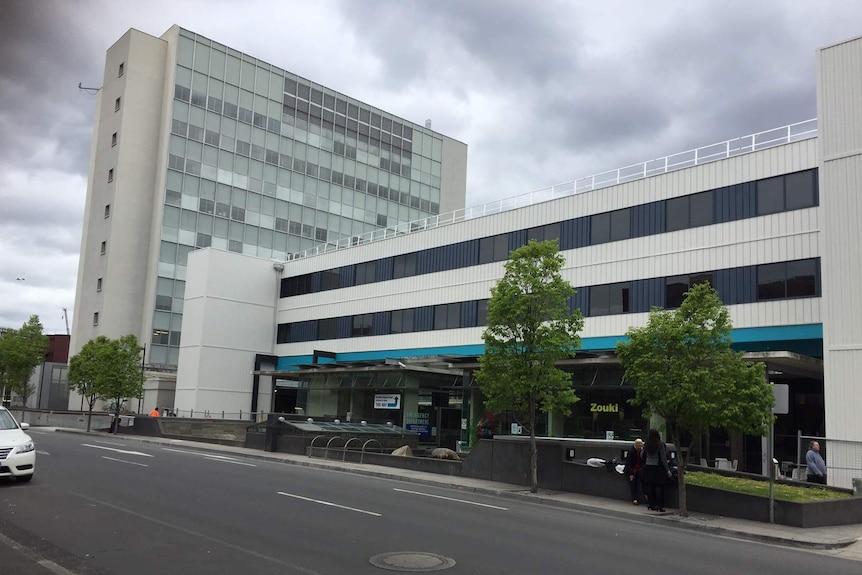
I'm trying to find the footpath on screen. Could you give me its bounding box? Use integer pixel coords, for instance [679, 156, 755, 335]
[3, 428, 862, 573]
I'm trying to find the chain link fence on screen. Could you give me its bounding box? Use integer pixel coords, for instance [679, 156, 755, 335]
[795, 433, 862, 490]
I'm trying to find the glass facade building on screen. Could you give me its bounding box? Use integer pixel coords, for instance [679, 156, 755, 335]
[71, 25, 467, 372]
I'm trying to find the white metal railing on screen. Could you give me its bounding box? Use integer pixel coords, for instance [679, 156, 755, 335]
[284, 118, 817, 262]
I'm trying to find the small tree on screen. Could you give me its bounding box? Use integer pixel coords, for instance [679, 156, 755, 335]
[0, 316, 49, 418]
[616, 282, 773, 516]
[69, 335, 144, 432]
[476, 240, 583, 493]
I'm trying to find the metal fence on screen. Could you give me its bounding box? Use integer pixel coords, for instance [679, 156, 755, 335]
[169, 409, 268, 422]
[789, 433, 862, 490]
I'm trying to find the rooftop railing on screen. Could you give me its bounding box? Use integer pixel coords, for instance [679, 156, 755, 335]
[284, 118, 817, 262]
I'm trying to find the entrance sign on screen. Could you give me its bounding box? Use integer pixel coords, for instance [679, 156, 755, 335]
[374, 394, 401, 409]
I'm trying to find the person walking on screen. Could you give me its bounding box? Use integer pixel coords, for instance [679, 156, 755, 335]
[623, 438, 646, 505]
[149, 407, 160, 417]
[642, 429, 672, 512]
[806, 440, 827, 484]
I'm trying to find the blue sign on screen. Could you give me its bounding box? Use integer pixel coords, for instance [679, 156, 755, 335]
[406, 424, 432, 437]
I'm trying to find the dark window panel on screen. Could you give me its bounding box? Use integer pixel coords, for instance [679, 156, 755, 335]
[786, 259, 817, 297]
[690, 190, 714, 227]
[757, 176, 784, 215]
[610, 208, 631, 241]
[665, 275, 689, 309]
[590, 212, 610, 245]
[785, 170, 816, 210]
[757, 262, 786, 300]
[666, 196, 689, 232]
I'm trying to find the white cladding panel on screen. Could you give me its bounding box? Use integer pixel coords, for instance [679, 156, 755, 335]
[177, 249, 280, 412]
[818, 36, 862, 441]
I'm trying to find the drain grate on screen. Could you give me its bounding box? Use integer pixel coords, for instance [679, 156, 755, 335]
[369, 551, 456, 572]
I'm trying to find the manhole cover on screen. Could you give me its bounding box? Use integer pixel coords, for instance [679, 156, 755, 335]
[369, 551, 456, 572]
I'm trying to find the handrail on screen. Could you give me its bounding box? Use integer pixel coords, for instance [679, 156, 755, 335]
[283, 118, 817, 263]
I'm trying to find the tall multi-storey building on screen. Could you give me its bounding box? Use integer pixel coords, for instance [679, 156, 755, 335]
[70, 26, 468, 405]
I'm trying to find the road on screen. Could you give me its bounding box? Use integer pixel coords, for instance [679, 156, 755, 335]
[0, 430, 858, 575]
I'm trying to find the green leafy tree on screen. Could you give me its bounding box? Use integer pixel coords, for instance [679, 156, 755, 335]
[616, 282, 772, 516]
[0, 316, 49, 418]
[476, 240, 583, 493]
[69, 335, 144, 432]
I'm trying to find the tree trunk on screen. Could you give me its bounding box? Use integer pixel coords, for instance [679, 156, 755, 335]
[529, 404, 538, 493]
[673, 429, 687, 517]
[86, 406, 93, 433]
[113, 397, 121, 435]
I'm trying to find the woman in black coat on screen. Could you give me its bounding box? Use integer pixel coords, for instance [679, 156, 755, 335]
[641, 429, 672, 512]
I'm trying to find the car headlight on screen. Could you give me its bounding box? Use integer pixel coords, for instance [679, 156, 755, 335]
[14, 440, 35, 454]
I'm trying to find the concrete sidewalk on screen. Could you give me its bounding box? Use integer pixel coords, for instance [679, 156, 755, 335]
[6, 427, 861, 573]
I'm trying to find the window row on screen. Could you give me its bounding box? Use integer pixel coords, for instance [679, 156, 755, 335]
[278, 299, 490, 343]
[582, 258, 819, 317]
[281, 170, 819, 298]
[278, 258, 819, 343]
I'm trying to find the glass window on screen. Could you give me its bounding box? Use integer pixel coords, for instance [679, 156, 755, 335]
[393, 253, 417, 279]
[690, 191, 714, 227]
[757, 176, 784, 215]
[476, 299, 489, 326]
[434, 303, 460, 330]
[590, 212, 610, 245]
[785, 170, 816, 211]
[318, 318, 337, 340]
[665, 276, 689, 309]
[391, 309, 414, 334]
[319, 269, 340, 291]
[666, 196, 689, 232]
[352, 313, 372, 337]
[786, 259, 817, 298]
[590, 282, 630, 316]
[610, 208, 631, 241]
[479, 234, 508, 264]
[354, 261, 375, 285]
[589, 285, 610, 316]
[757, 263, 786, 300]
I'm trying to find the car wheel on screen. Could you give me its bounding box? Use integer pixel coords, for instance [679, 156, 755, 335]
[15, 474, 33, 483]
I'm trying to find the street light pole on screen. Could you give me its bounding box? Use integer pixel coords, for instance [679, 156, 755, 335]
[138, 344, 146, 414]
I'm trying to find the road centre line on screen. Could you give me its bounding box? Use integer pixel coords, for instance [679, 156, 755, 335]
[162, 447, 239, 461]
[82, 444, 153, 457]
[277, 491, 382, 517]
[102, 456, 149, 467]
[393, 488, 508, 510]
[204, 456, 256, 467]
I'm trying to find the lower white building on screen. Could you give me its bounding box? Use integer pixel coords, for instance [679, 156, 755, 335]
[174, 35, 862, 485]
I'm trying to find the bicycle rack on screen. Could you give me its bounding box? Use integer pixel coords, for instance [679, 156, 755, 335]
[308, 434, 333, 458]
[324, 436, 346, 460]
[360, 439, 382, 464]
[343, 437, 363, 461]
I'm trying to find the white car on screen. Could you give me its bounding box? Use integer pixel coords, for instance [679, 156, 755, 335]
[0, 406, 35, 482]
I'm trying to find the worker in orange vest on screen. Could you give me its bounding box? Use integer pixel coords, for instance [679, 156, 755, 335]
[149, 407, 160, 417]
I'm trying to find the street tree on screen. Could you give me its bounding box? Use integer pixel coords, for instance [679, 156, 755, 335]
[69, 335, 144, 432]
[0, 315, 49, 418]
[476, 240, 583, 493]
[616, 282, 772, 516]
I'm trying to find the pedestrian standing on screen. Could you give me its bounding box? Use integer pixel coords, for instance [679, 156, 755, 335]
[624, 438, 646, 505]
[806, 440, 827, 485]
[642, 429, 672, 512]
[149, 407, 160, 417]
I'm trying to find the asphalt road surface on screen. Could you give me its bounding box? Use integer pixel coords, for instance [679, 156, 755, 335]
[0, 430, 858, 575]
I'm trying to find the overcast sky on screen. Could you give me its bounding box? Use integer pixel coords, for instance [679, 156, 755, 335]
[0, 0, 859, 335]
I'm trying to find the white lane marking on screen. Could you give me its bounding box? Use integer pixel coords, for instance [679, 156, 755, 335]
[204, 456, 256, 467]
[277, 491, 382, 517]
[393, 488, 508, 510]
[81, 443, 153, 457]
[36, 450, 50, 456]
[93, 440, 127, 447]
[27, 430, 48, 435]
[102, 456, 149, 467]
[162, 447, 203, 456]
